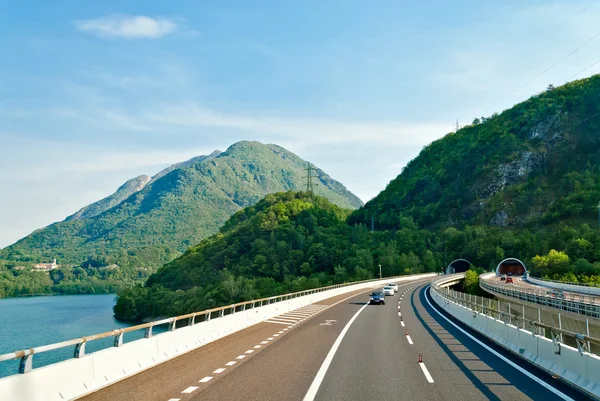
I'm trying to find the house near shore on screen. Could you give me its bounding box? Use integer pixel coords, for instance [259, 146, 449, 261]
[33, 259, 58, 271]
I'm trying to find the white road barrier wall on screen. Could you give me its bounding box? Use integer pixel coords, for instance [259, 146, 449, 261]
[0, 273, 434, 401]
[430, 287, 600, 400]
[527, 276, 600, 296]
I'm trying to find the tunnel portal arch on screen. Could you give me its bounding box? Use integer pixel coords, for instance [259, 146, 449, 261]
[496, 258, 528, 276]
[446, 259, 473, 275]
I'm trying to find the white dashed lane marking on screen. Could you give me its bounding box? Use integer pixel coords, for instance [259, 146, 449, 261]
[406, 335, 413, 345]
[419, 363, 434, 383]
[236, 355, 246, 360]
[199, 377, 213, 383]
[213, 368, 226, 374]
[226, 361, 237, 366]
[245, 349, 254, 354]
[182, 386, 199, 393]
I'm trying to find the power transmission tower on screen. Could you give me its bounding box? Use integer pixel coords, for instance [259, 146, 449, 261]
[303, 162, 318, 197]
[454, 119, 460, 133]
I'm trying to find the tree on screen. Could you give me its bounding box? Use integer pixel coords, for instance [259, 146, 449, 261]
[531, 249, 570, 273]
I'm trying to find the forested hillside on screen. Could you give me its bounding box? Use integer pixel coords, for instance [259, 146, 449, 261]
[114, 192, 437, 320]
[350, 77, 600, 230]
[0, 142, 362, 297]
[349, 76, 600, 283]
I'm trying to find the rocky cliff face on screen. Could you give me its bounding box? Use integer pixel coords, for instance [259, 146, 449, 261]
[482, 151, 546, 199]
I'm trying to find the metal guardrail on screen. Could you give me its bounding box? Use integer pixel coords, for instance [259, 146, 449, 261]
[431, 276, 600, 355]
[529, 276, 600, 289]
[479, 276, 600, 318]
[0, 275, 409, 374]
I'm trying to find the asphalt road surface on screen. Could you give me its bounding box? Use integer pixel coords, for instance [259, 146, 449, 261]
[80, 278, 587, 401]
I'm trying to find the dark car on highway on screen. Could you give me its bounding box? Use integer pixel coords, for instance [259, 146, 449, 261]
[369, 291, 385, 305]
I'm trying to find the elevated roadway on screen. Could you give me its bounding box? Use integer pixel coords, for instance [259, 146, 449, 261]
[79, 277, 583, 401]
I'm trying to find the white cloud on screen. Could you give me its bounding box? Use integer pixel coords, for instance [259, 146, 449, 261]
[74, 14, 178, 39]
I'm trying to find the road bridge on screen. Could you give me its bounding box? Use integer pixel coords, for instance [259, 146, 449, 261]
[1, 273, 591, 400]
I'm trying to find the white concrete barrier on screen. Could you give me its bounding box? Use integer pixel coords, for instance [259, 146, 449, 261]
[527, 276, 600, 296]
[0, 273, 435, 401]
[430, 286, 600, 400]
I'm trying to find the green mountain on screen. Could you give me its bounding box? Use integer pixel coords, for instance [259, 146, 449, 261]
[115, 76, 600, 319]
[349, 77, 600, 231]
[0, 141, 362, 297]
[114, 192, 386, 321]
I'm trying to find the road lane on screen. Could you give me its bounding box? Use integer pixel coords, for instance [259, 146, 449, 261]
[188, 280, 428, 401]
[313, 284, 585, 400]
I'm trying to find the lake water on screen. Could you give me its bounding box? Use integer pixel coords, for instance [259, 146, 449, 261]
[0, 294, 138, 378]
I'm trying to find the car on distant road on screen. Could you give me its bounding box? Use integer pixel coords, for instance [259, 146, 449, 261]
[506, 273, 513, 283]
[383, 286, 395, 296]
[500, 274, 507, 281]
[369, 291, 385, 305]
[547, 289, 565, 299]
[387, 283, 399, 293]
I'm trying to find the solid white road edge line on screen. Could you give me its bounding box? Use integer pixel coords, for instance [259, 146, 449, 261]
[424, 286, 575, 401]
[419, 363, 434, 383]
[406, 335, 413, 345]
[302, 302, 370, 401]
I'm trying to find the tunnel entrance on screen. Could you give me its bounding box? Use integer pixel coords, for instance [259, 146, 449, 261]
[446, 259, 473, 275]
[496, 258, 527, 276]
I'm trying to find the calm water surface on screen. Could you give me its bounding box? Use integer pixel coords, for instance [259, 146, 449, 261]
[0, 294, 138, 377]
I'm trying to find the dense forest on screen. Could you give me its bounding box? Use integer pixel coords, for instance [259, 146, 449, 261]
[116, 75, 600, 320]
[114, 192, 439, 320]
[0, 141, 362, 297]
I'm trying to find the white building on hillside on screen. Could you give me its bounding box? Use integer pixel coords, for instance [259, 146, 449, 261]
[33, 259, 58, 271]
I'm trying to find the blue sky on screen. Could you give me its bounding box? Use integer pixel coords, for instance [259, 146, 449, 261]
[2, 0, 600, 247]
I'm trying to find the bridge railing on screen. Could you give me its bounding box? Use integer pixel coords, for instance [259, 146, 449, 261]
[429, 275, 600, 400]
[0, 274, 415, 374]
[479, 275, 600, 318]
[431, 276, 600, 355]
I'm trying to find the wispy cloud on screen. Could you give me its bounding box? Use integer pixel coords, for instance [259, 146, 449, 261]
[146, 104, 450, 146]
[74, 14, 179, 39]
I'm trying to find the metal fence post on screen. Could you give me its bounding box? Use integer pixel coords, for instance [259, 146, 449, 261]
[587, 318, 591, 353]
[18, 355, 32, 374]
[558, 313, 563, 343]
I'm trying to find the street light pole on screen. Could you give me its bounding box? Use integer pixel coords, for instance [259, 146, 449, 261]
[379, 264, 382, 279]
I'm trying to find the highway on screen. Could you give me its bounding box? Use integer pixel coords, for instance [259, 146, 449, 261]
[80, 278, 587, 401]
